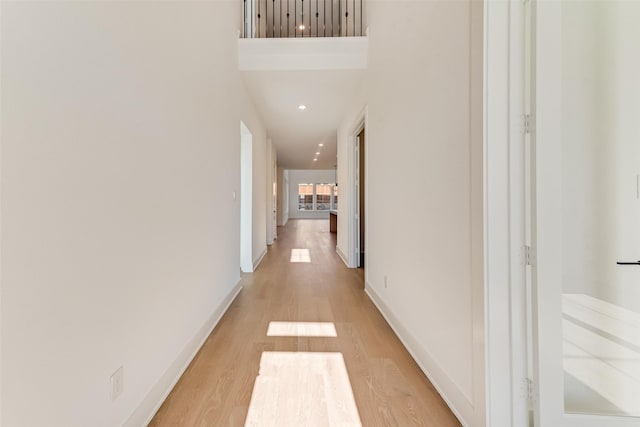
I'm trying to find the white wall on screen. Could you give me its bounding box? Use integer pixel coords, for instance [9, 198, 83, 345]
[607, 2, 640, 311]
[287, 169, 336, 220]
[238, 37, 368, 71]
[561, 1, 609, 297]
[336, 1, 485, 426]
[0, 2, 266, 426]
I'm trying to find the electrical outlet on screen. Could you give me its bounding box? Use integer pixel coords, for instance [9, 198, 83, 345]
[111, 366, 124, 401]
[384, 275, 388, 288]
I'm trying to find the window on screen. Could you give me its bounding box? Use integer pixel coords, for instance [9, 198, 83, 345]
[298, 184, 314, 210]
[332, 185, 338, 210]
[297, 183, 338, 211]
[316, 184, 332, 210]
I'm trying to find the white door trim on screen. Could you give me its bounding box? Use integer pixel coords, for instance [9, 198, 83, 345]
[483, 0, 529, 426]
[346, 109, 367, 269]
[240, 121, 254, 273]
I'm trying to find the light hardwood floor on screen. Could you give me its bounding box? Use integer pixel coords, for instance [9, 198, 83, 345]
[150, 219, 461, 427]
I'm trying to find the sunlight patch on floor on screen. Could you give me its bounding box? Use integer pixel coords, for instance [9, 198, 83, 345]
[563, 293, 640, 348]
[290, 248, 311, 263]
[267, 321, 337, 337]
[245, 352, 362, 427]
[563, 294, 640, 416]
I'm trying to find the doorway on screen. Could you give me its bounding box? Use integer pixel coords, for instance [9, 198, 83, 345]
[272, 156, 278, 242]
[529, 1, 640, 425]
[240, 121, 254, 273]
[266, 140, 278, 245]
[355, 126, 365, 268]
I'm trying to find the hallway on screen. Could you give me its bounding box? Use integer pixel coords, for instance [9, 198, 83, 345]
[150, 220, 460, 426]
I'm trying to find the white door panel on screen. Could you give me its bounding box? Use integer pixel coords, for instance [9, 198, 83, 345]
[532, 1, 640, 425]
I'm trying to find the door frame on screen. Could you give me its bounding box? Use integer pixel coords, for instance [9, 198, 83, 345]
[272, 155, 277, 241]
[355, 128, 363, 268]
[483, 0, 530, 425]
[266, 139, 277, 245]
[343, 108, 368, 270]
[350, 114, 366, 271]
[240, 121, 254, 273]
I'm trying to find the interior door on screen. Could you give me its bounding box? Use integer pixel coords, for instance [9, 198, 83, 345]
[355, 135, 361, 268]
[531, 1, 640, 426]
[358, 128, 365, 268]
[273, 159, 277, 240]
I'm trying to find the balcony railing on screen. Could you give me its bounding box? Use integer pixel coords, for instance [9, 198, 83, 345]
[242, 0, 364, 38]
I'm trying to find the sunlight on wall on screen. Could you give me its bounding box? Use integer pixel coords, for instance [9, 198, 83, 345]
[267, 321, 337, 337]
[290, 248, 311, 263]
[245, 352, 362, 427]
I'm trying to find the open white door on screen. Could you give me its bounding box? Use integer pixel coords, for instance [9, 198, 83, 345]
[531, 1, 640, 426]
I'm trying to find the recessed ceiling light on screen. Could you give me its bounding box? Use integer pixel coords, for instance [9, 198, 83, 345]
[299, 25, 305, 30]
[298, 105, 306, 110]
[318, 143, 324, 147]
[316, 152, 320, 155]
[313, 158, 318, 162]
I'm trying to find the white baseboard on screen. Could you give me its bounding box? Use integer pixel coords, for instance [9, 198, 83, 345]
[124, 281, 243, 427]
[336, 246, 351, 268]
[253, 247, 267, 270]
[364, 283, 474, 427]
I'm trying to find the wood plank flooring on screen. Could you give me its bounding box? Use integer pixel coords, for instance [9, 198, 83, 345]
[150, 219, 461, 427]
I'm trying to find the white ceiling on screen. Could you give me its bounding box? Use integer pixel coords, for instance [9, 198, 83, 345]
[240, 69, 364, 169]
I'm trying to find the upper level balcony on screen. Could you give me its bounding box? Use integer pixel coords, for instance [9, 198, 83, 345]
[238, 0, 368, 71]
[241, 0, 365, 39]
